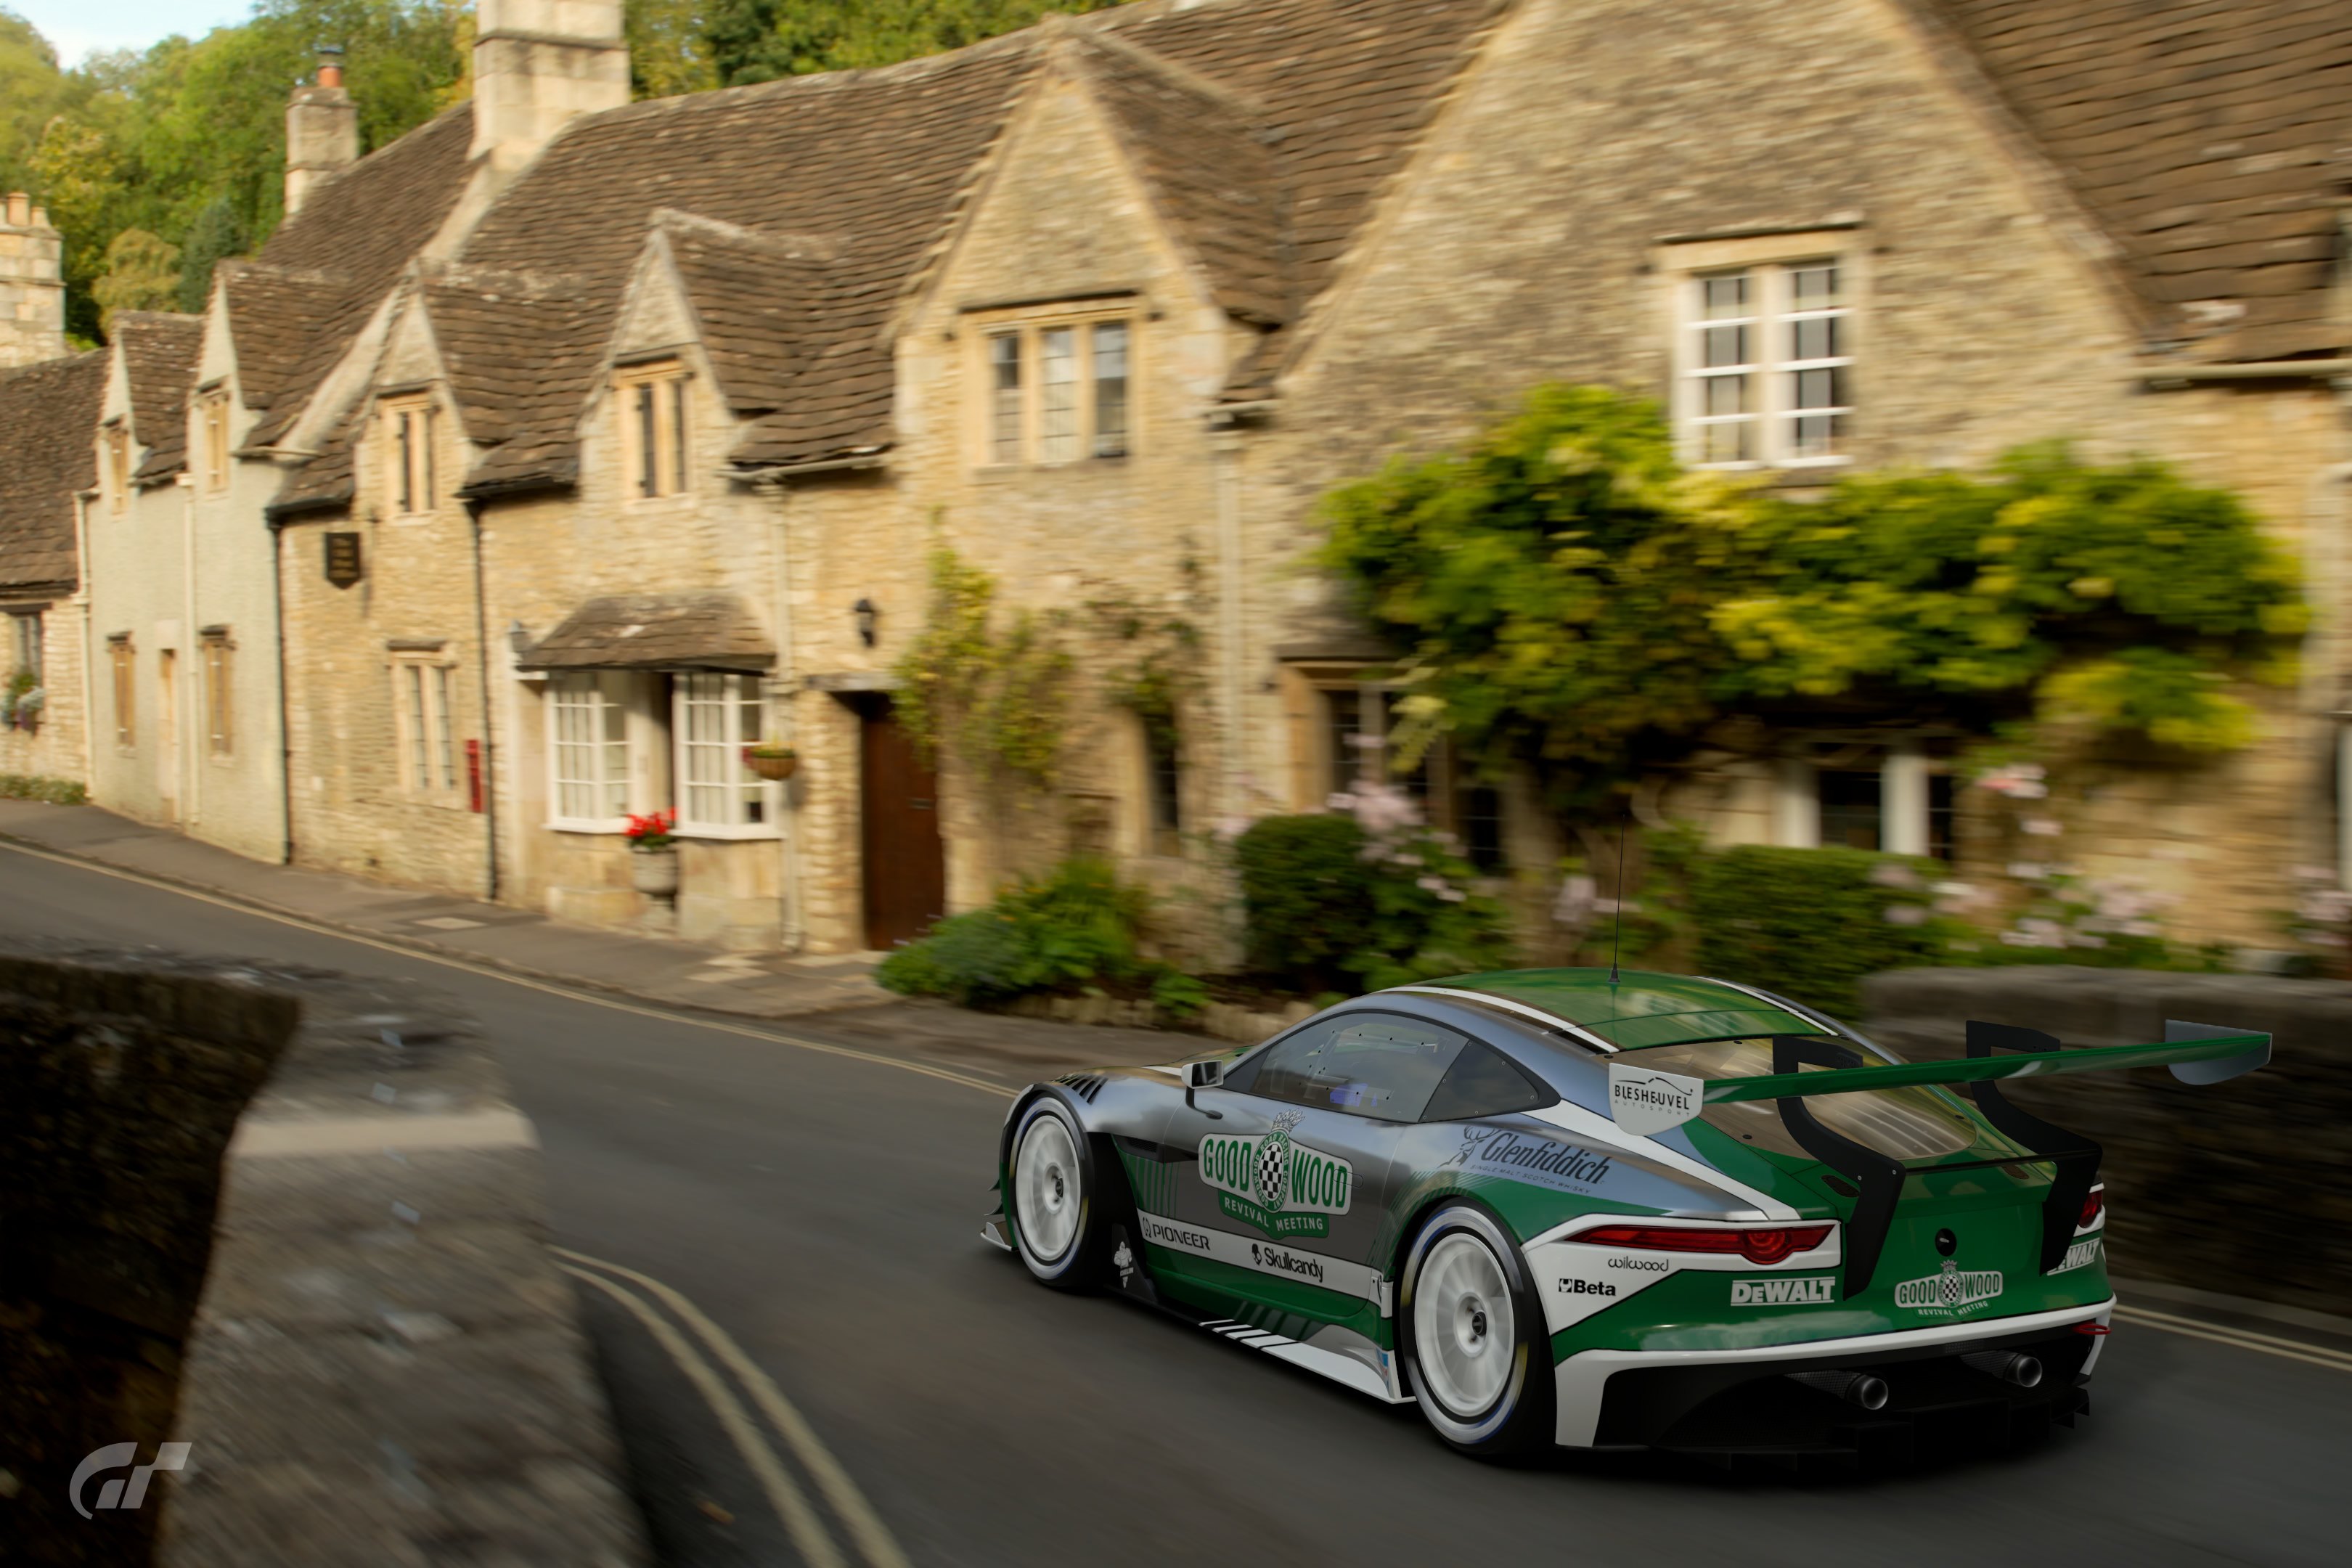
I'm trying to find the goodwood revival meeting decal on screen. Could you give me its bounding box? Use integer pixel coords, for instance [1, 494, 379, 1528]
[1894, 1259, 2004, 1318]
[1199, 1110, 1353, 1238]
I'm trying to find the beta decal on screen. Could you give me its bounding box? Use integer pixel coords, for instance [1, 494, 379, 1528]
[1439, 1127, 1614, 1195]
[1731, 1275, 1837, 1306]
[1199, 1110, 1352, 1238]
[1894, 1259, 2004, 1317]
[1555, 1277, 1618, 1298]
[2050, 1237, 2102, 1274]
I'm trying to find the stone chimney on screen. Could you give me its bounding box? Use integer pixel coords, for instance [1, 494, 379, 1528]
[0, 192, 66, 369]
[471, 0, 631, 176]
[285, 50, 362, 218]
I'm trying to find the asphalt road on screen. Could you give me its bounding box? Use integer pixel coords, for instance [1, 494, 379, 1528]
[4, 844, 2343, 1568]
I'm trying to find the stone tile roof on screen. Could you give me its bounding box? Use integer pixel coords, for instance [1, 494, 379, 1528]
[1075, 31, 1293, 327]
[0, 351, 105, 594]
[114, 312, 205, 485]
[1925, 0, 2352, 360]
[245, 103, 476, 452]
[219, 264, 351, 420]
[516, 592, 776, 673]
[447, 0, 1500, 486]
[661, 213, 838, 416]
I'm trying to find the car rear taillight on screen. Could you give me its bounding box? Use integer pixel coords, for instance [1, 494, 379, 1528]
[2078, 1188, 2105, 1230]
[1577, 1223, 1834, 1265]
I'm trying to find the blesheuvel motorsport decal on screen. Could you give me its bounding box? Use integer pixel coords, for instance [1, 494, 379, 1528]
[1199, 1110, 1352, 1238]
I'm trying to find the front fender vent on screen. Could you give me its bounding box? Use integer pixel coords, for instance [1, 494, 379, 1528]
[1055, 1072, 1106, 1103]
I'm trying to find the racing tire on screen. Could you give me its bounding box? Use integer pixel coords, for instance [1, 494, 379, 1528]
[1398, 1201, 1553, 1458]
[1007, 1094, 1114, 1290]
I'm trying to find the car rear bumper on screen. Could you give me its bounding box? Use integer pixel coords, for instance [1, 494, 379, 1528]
[1556, 1297, 2115, 1452]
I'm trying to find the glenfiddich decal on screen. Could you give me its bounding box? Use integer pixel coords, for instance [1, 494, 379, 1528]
[1440, 1127, 1614, 1194]
[1895, 1259, 2004, 1317]
[1199, 1111, 1352, 1238]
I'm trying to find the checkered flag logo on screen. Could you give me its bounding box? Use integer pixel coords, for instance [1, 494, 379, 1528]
[1257, 1111, 1304, 1212]
[1939, 1261, 1961, 1306]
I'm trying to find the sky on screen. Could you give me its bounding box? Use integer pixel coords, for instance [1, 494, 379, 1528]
[9, 0, 254, 67]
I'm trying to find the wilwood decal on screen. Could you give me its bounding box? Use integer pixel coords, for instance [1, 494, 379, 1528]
[1894, 1259, 2004, 1318]
[1199, 1111, 1352, 1239]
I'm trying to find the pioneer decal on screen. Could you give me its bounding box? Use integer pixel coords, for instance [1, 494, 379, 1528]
[1133, 1209, 1381, 1300]
[1894, 1260, 2004, 1318]
[1198, 1111, 1353, 1239]
[1731, 1275, 1838, 1306]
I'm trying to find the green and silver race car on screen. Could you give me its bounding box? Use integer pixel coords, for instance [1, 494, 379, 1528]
[984, 969, 2269, 1463]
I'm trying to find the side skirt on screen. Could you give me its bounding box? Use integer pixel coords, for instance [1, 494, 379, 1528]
[1196, 1317, 1417, 1405]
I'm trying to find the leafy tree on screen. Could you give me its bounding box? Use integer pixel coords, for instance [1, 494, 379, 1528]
[175, 195, 248, 314]
[91, 228, 182, 331]
[703, 0, 1116, 85]
[628, 0, 719, 97]
[1318, 385, 2307, 805]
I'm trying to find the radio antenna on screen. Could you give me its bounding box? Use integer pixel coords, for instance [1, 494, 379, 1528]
[1607, 820, 1628, 991]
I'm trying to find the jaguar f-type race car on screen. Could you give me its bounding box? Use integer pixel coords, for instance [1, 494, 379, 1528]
[984, 969, 2269, 1463]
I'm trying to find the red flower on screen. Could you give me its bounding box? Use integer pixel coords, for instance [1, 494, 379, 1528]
[624, 809, 677, 846]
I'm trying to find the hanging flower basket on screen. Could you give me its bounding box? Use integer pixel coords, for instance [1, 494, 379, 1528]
[743, 741, 799, 781]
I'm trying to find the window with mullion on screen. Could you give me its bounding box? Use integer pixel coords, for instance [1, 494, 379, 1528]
[1685, 258, 1853, 468]
[550, 674, 630, 825]
[673, 671, 771, 833]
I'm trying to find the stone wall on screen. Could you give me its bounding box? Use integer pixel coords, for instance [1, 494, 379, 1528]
[0, 944, 645, 1567]
[0, 951, 298, 1566]
[0, 598, 91, 788]
[1861, 965, 2352, 1318]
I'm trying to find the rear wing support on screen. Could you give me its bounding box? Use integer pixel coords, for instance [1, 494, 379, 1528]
[1965, 1022, 2104, 1276]
[1771, 1036, 1903, 1297]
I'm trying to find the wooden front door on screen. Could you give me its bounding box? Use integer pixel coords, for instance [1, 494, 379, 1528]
[859, 701, 947, 950]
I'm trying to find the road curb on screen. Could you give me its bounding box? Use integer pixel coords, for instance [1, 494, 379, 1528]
[0, 825, 895, 1029]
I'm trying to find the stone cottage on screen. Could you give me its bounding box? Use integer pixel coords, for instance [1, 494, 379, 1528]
[11, 0, 2350, 957]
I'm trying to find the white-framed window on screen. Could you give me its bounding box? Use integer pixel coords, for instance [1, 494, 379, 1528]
[978, 314, 1135, 466]
[617, 362, 691, 499]
[197, 389, 232, 493]
[672, 671, 775, 835]
[547, 672, 632, 828]
[391, 656, 460, 800]
[1678, 256, 1853, 469]
[1775, 746, 1953, 861]
[383, 396, 438, 517]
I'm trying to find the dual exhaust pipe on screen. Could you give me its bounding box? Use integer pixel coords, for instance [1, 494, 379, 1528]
[1787, 1349, 2042, 1411]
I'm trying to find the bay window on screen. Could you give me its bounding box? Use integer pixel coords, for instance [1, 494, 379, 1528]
[673, 671, 773, 833]
[548, 673, 632, 828]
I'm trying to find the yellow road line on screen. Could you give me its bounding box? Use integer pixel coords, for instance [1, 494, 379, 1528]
[2115, 1304, 2352, 1375]
[558, 1263, 845, 1568]
[557, 1248, 912, 1568]
[0, 837, 1016, 1099]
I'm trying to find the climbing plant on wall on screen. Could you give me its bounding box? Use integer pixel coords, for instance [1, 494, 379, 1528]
[1318, 384, 2308, 805]
[894, 545, 1074, 784]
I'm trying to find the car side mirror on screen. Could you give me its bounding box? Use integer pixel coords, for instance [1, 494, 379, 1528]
[1184, 1058, 1225, 1119]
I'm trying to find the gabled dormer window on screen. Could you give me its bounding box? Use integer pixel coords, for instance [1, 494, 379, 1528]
[976, 314, 1132, 467]
[617, 362, 691, 499]
[383, 396, 438, 517]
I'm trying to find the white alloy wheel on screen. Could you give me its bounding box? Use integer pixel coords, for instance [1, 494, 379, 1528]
[1014, 1107, 1084, 1266]
[1414, 1232, 1516, 1418]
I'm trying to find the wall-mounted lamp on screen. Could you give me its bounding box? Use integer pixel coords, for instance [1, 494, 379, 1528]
[853, 597, 878, 648]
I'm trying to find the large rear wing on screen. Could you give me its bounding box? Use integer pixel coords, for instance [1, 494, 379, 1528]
[1606, 1021, 2271, 1294]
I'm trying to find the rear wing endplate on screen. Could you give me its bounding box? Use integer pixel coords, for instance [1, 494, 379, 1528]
[1606, 1021, 2270, 1294]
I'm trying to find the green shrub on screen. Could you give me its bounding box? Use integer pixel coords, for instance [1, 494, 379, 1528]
[1691, 846, 1960, 1015]
[1234, 814, 1378, 987]
[0, 774, 86, 806]
[877, 857, 1195, 1008]
[1236, 804, 1514, 994]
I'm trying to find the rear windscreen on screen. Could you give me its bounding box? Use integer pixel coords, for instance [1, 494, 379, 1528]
[1633, 1037, 1987, 1161]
